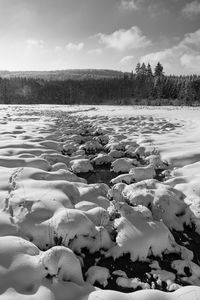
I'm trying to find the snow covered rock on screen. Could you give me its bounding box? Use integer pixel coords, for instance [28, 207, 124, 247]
[112, 179, 187, 230]
[106, 142, 125, 152]
[40, 246, 84, 284]
[150, 269, 177, 291]
[145, 154, 168, 170]
[111, 173, 134, 185]
[84, 207, 110, 226]
[171, 260, 200, 286]
[48, 208, 98, 247]
[134, 146, 145, 157]
[109, 214, 175, 261]
[79, 141, 103, 153]
[129, 164, 156, 182]
[116, 277, 150, 290]
[86, 266, 110, 287]
[63, 142, 79, 155]
[109, 150, 125, 158]
[117, 202, 153, 220]
[111, 158, 138, 173]
[107, 183, 127, 202]
[77, 183, 110, 208]
[70, 226, 112, 253]
[94, 134, 109, 145]
[92, 153, 114, 166]
[70, 159, 93, 173]
[18, 207, 98, 249]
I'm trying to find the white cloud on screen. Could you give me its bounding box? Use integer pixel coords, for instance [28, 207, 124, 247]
[119, 55, 134, 64]
[182, 0, 200, 17]
[120, 0, 139, 10]
[65, 42, 84, 51]
[26, 39, 45, 49]
[180, 53, 200, 72]
[183, 30, 200, 48]
[88, 48, 102, 55]
[97, 26, 151, 51]
[141, 29, 200, 74]
[141, 48, 175, 65]
[120, 0, 166, 16]
[55, 46, 62, 52]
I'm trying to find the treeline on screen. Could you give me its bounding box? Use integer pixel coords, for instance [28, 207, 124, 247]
[0, 62, 200, 105]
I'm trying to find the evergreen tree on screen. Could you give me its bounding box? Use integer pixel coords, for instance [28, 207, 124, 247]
[140, 63, 147, 76]
[135, 63, 141, 76]
[147, 63, 153, 77]
[154, 62, 164, 77]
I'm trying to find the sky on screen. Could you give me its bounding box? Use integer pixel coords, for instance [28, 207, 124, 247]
[0, 0, 200, 74]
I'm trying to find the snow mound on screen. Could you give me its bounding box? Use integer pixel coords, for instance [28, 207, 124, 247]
[109, 214, 175, 261]
[111, 158, 138, 173]
[86, 266, 110, 287]
[70, 159, 93, 173]
[129, 164, 156, 182]
[110, 179, 187, 230]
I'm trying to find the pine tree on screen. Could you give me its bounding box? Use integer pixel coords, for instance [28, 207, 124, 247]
[147, 63, 153, 77]
[135, 63, 141, 75]
[154, 62, 164, 77]
[140, 63, 147, 76]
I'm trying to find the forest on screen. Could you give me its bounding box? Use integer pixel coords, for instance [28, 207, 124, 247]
[0, 62, 200, 106]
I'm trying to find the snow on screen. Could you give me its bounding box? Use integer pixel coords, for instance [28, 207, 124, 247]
[109, 214, 175, 261]
[145, 154, 168, 169]
[111, 158, 138, 173]
[92, 153, 114, 165]
[111, 173, 134, 185]
[116, 277, 150, 290]
[110, 179, 187, 230]
[171, 260, 200, 286]
[129, 164, 156, 182]
[1, 105, 200, 299]
[150, 269, 176, 291]
[86, 266, 110, 287]
[69, 159, 94, 173]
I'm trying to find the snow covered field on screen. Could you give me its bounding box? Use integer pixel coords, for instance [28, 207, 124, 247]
[0, 104, 200, 300]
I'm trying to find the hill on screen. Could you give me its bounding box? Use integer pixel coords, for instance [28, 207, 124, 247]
[0, 69, 124, 81]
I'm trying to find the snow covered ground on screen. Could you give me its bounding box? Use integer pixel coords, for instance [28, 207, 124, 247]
[0, 104, 200, 300]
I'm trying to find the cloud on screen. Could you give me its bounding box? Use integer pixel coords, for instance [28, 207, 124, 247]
[88, 48, 102, 55]
[120, 0, 139, 10]
[26, 39, 45, 49]
[119, 55, 134, 64]
[141, 28, 200, 74]
[183, 30, 200, 48]
[55, 46, 62, 52]
[182, 0, 200, 17]
[141, 48, 175, 65]
[65, 42, 84, 51]
[120, 0, 167, 16]
[96, 26, 151, 51]
[180, 53, 200, 72]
